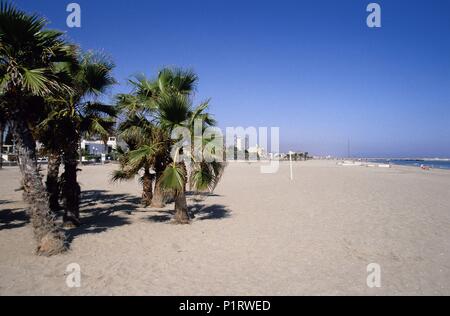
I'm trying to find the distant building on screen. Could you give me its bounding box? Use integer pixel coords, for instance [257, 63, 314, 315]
[235, 137, 243, 151]
[1, 144, 16, 162]
[248, 145, 266, 159]
[81, 137, 120, 155]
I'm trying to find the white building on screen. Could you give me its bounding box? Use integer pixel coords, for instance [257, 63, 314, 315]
[248, 145, 266, 158]
[1, 144, 15, 162]
[236, 137, 243, 151]
[81, 137, 119, 155]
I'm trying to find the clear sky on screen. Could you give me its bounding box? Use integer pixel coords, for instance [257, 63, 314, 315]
[14, 0, 450, 157]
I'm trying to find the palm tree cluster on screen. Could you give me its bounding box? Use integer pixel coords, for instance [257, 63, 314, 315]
[113, 69, 225, 223]
[0, 2, 226, 255]
[0, 2, 116, 255]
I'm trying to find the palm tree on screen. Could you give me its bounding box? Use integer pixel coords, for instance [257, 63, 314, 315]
[40, 52, 116, 226]
[156, 93, 225, 223]
[34, 51, 115, 225]
[35, 107, 65, 213]
[132, 69, 198, 207]
[112, 112, 163, 206]
[0, 2, 78, 255]
[112, 69, 197, 207]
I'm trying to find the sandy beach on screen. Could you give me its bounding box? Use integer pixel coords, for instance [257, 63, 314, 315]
[1, 160, 450, 295]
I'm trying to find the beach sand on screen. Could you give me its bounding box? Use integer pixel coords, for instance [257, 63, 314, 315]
[1, 160, 449, 295]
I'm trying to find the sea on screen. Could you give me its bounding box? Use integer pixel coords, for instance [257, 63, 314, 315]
[367, 159, 450, 170]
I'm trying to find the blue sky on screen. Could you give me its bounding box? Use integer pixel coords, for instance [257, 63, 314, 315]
[14, 0, 450, 157]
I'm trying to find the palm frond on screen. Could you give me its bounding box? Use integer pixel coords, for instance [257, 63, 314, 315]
[81, 116, 114, 139]
[160, 163, 186, 192]
[111, 169, 135, 183]
[21, 67, 54, 96]
[190, 161, 226, 193]
[158, 68, 198, 95]
[156, 93, 191, 131]
[190, 163, 214, 192]
[84, 102, 117, 117]
[127, 144, 160, 170]
[0, 2, 77, 98]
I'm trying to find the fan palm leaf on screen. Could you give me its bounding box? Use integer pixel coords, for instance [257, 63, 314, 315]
[160, 163, 186, 192]
[156, 93, 191, 131]
[127, 144, 159, 170]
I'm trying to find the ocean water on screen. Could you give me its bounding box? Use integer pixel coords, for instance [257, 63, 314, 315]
[368, 159, 450, 170]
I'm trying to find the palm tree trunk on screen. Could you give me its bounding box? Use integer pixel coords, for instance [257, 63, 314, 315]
[62, 141, 81, 227]
[0, 123, 3, 170]
[151, 172, 166, 208]
[174, 189, 190, 224]
[79, 140, 83, 166]
[151, 153, 168, 207]
[173, 161, 189, 223]
[12, 120, 66, 255]
[46, 151, 61, 213]
[142, 168, 153, 206]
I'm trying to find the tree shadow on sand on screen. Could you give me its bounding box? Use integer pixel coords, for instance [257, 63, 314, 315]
[66, 190, 141, 245]
[0, 207, 29, 230]
[65, 190, 231, 246]
[146, 203, 231, 223]
[191, 204, 231, 221]
[147, 212, 173, 223]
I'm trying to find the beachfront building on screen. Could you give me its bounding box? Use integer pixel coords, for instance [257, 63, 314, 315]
[227, 138, 261, 161]
[1, 127, 17, 164]
[235, 137, 244, 152]
[1, 144, 17, 163]
[248, 145, 267, 159]
[233, 136, 269, 160]
[269, 152, 310, 161]
[235, 136, 252, 152]
[81, 137, 119, 155]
